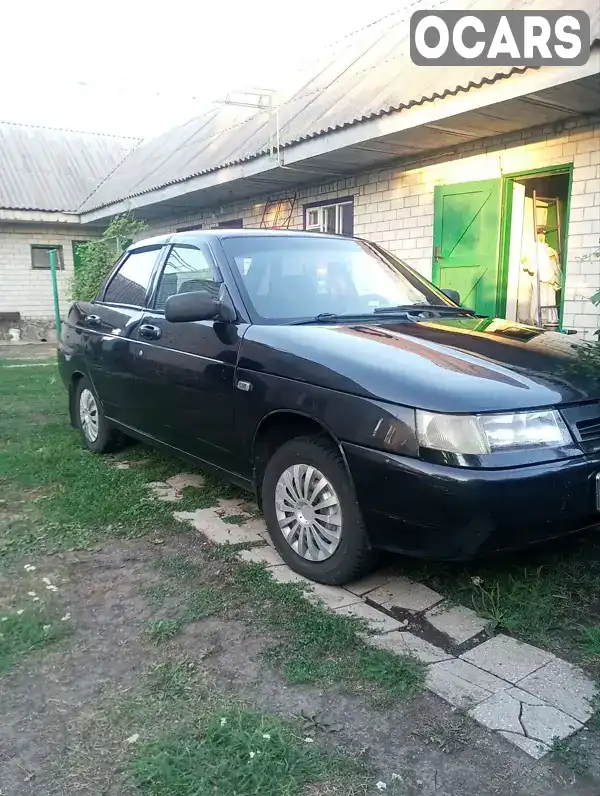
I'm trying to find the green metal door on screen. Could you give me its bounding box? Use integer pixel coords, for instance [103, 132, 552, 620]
[432, 179, 503, 316]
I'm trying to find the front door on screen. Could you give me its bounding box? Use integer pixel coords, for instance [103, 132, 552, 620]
[432, 179, 503, 316]
[132, 241, 244, 475]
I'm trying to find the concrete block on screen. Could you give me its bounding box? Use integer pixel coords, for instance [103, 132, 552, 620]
[335, 601, 402, 633]
[424, 602, 490, 645]
[426, 658, 510, 710]
[368, 577, 443, 613]
[238, 547, 286, 567]
[307, 583, 361, 610]
[166, 473, 206, 492]
[147, 481, 182, 502]
[517, 657, 597, 723]
[174, 508, 263, 545]
[367, 631, 451, 664]
[460, 635, 553, 683]
[497, 732, 549, 760]
[470, 687, 581, 757]
[268, 566, 312, 587]
[345, 570, 391, 596]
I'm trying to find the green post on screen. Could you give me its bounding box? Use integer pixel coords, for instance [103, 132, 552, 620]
[49, 249, 62, 338]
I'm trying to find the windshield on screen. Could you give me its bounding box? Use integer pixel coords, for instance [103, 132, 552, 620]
[222, 235, 453, 322]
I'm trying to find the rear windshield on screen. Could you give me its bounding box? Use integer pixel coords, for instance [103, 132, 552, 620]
[221, 235, 451, 322]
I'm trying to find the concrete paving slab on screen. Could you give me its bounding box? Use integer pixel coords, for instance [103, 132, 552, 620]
[469, 689, 533, 735]
[307, 583, 361, 610]
[335, 601, 402, 633]
[513, 687, 582, 744]
[238, 547, 286, 567]
[173, 509, 263, 545]
[470, 687, 582, 755]
[345, 571, 391, 596]
[517, 657, 597, 724]
[460, 634, 554, 682]
[147, 481, 182, 502]
[424, 602, 490, 645]
[498, 731, 550, 760]
[257, 530, 275, 548]
[368, 577, 443, 613]
[368, 631, 452, 664]
[166, 473, 206, 491]
[426, 658, 510, 709]
[268, 566, 313, 587]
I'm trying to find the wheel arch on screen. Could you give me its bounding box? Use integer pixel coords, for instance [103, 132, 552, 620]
[251, 409, 351, 508]
[68, 370, 87, 427]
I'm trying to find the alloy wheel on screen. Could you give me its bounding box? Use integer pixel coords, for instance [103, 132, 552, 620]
[79, 388, 99, 442]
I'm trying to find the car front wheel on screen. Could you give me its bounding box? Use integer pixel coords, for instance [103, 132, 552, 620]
[75, 377, 122, 453]
[262, 436, 375, 585]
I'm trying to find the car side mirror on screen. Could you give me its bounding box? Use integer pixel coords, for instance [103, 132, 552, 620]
[442, 288, 461, 305]
[165, 290, 220, 323]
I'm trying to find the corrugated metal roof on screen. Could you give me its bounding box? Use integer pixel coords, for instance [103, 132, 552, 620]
[0, 122, 139, 212]
[80, 0, 600, 214]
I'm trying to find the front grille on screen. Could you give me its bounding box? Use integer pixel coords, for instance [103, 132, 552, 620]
[577, 417, 600, 444]
[562, 401, 600, 454]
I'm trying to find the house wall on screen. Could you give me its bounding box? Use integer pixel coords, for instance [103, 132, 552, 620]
[144, 115, 600, 339]
[0, 223, 100, 339]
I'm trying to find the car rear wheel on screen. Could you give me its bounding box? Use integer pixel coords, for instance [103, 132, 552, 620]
[262, 436, 375, 585]
[75, 377, 122, 453]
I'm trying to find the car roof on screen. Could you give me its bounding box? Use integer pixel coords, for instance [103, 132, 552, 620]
[129, 229, 355, 250]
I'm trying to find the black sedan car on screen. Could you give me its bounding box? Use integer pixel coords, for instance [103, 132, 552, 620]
[59, 230, 600, 584]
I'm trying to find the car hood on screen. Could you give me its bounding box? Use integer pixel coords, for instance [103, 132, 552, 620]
[240, 316, 600, 412]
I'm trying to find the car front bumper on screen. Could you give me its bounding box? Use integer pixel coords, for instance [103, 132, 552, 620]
[343, 442, 600, 560]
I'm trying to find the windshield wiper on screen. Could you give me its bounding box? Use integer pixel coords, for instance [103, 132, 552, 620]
[373, 303, 475, 316]
[292, 312, 407, 326]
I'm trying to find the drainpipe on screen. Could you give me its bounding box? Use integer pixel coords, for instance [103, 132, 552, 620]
[49, 248, 62, 338]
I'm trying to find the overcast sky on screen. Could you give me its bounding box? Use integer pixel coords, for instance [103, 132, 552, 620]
[1, 0, 403, 139]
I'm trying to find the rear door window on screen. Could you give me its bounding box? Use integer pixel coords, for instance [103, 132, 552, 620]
[103, 247, 161, 306]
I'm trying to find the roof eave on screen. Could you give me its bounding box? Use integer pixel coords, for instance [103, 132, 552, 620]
[80, 54, 600, 224]
[0, 208, 84, 224]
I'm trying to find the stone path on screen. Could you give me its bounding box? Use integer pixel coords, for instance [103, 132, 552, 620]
[140, 469, 597, 760]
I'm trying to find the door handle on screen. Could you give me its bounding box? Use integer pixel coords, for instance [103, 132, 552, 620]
[85, 314, 101, 325]
[434, 246, 445, 263]
[139, 324, 162, 340]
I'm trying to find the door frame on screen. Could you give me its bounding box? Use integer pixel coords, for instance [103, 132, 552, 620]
[499, 163, 573, 331]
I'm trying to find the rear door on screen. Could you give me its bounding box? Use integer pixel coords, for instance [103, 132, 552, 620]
[84, 244, 165, 427]
[131, 241, 244, 474]
[432, 180, 503, 316]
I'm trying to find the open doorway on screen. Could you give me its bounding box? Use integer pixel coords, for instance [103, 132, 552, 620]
[504, 170, 570, 330]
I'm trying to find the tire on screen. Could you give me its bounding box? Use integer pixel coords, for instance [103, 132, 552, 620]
[74, 377, 122, 453]
[261, 435, 376, 585]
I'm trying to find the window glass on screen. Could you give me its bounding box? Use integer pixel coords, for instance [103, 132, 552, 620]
[154, 245, 219, 310]
[303, 201, 353, 235]
[104, 248, 159, 306]
[224, 235, 448, 322]
[31, 245, 64, 270]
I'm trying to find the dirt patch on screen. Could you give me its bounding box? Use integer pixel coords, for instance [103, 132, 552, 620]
[0, 342, 56, 360]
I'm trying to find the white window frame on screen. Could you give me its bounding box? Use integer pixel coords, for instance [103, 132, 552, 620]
[305, 200, 353, 235]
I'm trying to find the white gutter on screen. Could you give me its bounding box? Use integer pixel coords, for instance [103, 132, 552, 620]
[80, 52, 600, 224]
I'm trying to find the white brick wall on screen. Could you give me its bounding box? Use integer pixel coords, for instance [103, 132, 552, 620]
[0, 224, 100, 321]
[145, 115, 600, 339]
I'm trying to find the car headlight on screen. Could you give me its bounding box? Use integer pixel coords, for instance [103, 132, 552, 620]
[416, 409, 572, 455]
